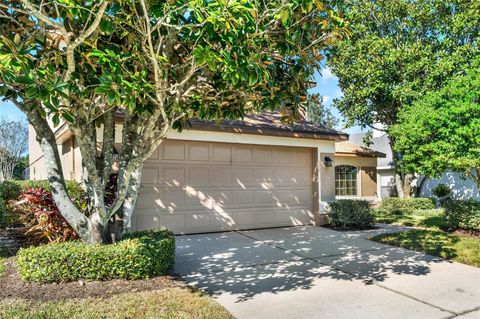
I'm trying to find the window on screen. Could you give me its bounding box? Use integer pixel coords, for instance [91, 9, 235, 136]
[335, 165, 358, 196]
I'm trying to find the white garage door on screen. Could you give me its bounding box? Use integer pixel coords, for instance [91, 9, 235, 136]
[132, 140, 314, 234]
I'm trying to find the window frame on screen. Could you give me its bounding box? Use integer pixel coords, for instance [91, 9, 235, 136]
[335, 165, 358, 196]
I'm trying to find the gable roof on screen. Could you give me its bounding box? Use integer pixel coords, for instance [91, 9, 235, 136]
[190, 111, 348, 141]
[335, 141, 386, 158]
[349, 132, 393, 165]
[54, 110, 348, 142]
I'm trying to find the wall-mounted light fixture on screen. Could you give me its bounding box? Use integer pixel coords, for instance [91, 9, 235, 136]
[323, 156, 333, 167]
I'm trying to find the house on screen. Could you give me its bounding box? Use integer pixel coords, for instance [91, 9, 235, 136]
[349, 131, 480, 200]
[28, 111, 384, 234]
[349, 132, 397, 199]
[334, 141, 386, 201]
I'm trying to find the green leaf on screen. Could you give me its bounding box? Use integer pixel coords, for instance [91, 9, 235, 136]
[15, 76, 34, 85]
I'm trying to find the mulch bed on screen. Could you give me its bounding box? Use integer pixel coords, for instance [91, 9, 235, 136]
[0, 257, 185, 301]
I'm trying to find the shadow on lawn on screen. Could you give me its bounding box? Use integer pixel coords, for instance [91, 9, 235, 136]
[175, 227, 444, 302]
[373, 230, 460, 261]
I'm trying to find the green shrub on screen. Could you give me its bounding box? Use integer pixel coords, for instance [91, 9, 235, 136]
[0, 181, 22, 201]
[17, 229, 175, 283]
[0, 198, 11, 227]
[432, 184, 451, 198]
[329, 199, 375, 230]
[0, 181, 22, 227]
[379, 197, 435, 213]
[443, 199, 480, 231]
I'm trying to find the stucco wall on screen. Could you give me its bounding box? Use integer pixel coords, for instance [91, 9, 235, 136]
[334, 155, 378, 200]
[420, 171, 480, 200]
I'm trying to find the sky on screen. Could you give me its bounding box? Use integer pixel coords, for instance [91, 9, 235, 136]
[0, 68, 364, 134]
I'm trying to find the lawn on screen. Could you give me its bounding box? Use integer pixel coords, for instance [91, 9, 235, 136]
[374, 208, 447, 229]
[0, 288, 233, 319]
[0, 258, 4, 276]
[371, 229, 480, 268]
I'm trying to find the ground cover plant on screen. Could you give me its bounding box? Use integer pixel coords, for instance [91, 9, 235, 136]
[372, 230, 480, 268]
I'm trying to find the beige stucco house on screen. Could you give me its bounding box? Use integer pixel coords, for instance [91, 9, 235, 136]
[29, 112, 384, 234]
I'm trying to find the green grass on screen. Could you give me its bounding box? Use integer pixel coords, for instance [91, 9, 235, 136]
[372, 229, 480, 267]
[0, 288, 233, 319]
[374, 208, 447, 229]
[0, 258, 4, 276]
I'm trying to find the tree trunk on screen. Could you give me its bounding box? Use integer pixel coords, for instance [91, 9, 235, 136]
[413, 175, 427, 197]
[390, 140, 412, 198]
[28, 112, 93, 241]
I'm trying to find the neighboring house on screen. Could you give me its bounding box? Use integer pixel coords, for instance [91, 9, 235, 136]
[349, 132, 480, 200]
[29, 111, 382, 234]
[419, 172, 480, 200]
[349, 132, 397, 199]
[334, 141, 386, 201]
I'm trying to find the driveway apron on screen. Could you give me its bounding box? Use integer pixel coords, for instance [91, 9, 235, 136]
[175, 226, 480, 319]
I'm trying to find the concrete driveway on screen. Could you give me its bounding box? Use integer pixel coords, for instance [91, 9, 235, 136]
[175, 226, 480, 319]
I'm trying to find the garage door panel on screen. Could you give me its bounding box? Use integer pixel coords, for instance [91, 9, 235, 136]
[211, 212, 235, 229]
[211, 167, 233, 185]
[186, 213, 211, 230]
[187, 167, 210, 186]
[162, 141, 185, 160]
[234, 168, 254, 185]
[158, 190, 185, 211]
[160, 167, 185, 186]
[184, 189, 233, 208]
[274, 149, 293, 164]
[255, 168, 274, 183]
[142, 167, 159, 185]
[254, 190, 274, 204]
[235, 190, 254, 204]
[134, 141, 313, 234]
[212, 144, 232, 162]
[164, 215, 186, 233]
[134, 213, 161, 231]
[136, 189, 158, 209]
[234, 146, 253, 163]
[293, 150, 310, 165]
[188, 143, 210, 161]
[254, 148, 273, 163]
[231, 211, 255, 228]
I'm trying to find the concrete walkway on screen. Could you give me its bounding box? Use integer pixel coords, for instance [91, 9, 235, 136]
[175, 226, 480, 319]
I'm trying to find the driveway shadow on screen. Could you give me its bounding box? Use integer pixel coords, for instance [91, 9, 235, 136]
[175, 227, 447, 302]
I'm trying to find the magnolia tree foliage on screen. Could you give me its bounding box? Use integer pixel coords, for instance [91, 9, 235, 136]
[0, 118, 28, 182]
[326, 0, 480, 197]
[0, 0, 347, 243]
[392, 62, 480, 191]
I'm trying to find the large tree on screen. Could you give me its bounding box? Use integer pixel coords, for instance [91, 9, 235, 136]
[0, 0, 346, 243]
[327, 0, 480, 197]
[391, 61, 480, 191]
[305, 93, 339, 129]
[0, 118, 28, 182]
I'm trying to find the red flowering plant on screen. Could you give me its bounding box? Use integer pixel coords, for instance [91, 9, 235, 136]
[17, 188, 79, 243]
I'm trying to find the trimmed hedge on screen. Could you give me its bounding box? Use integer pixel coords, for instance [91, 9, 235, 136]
[444, 199, 480, 232]
[329, 199, 375, 230]
[379, 197, 435, 213]
[17, 229, 175, 283]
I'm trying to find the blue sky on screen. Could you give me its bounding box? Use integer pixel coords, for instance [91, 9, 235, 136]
[0, 68, 364, 134]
